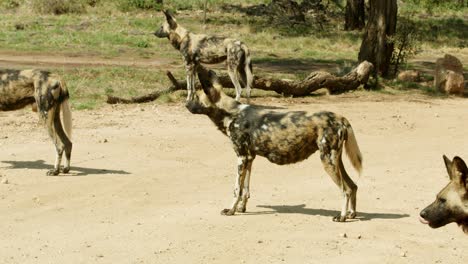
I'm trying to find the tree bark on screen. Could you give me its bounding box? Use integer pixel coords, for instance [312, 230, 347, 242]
[358, 0, 397, 77]
[106, 61, 373, 104]
[344, 0, 365, 30]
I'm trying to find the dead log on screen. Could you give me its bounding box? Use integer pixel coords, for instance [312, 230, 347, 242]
[106, 61, 373, 104]
[173, 60, 374, 96]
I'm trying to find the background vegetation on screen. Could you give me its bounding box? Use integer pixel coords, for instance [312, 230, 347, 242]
[0, 0, 466, 108]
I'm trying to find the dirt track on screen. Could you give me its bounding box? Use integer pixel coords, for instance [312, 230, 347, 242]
[0, 51, 174, 69]
[1, 93, 467, 263]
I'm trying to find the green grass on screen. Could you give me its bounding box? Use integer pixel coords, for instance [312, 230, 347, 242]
[50, 66, 186, 109]
[0, 1, 466, 109]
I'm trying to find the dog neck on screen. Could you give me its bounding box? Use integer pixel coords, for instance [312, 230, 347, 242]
[207, 108, 233, 135]
[168, 26, 189, 51]
[186, 94, 241, 136]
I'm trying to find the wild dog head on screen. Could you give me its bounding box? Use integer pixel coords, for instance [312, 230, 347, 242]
[185, 66, 238, 116]
[420, 155, 468, 234]
[154, 10, 178, 38]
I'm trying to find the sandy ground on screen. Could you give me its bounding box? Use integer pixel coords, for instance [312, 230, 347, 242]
[0, 93, 467, 264]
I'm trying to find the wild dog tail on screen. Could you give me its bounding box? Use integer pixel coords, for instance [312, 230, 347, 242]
[59, 80, 72, 140]
[344, 122, 362, 175]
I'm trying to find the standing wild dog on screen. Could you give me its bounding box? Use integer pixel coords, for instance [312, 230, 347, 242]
[154, 10, 253, 102]
[186, 66, 363, 222]
[420, 155, 468, 234]
[0, 69, 72, 175]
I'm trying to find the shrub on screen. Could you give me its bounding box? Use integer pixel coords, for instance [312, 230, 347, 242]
[389, 16, 421, 77]
[30, 0, 87, 15]
[117, 0, 163, 12]
[0, 0, 22, 9]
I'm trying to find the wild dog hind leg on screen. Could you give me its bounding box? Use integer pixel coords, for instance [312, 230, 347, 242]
[318, 144, 349, 222]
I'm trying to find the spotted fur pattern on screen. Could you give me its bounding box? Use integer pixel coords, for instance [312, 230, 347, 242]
[186, 66, 363, 221]
[420, 156, 468, 234]
[154, 10, 253, 102]
[0, 69, 72, 175]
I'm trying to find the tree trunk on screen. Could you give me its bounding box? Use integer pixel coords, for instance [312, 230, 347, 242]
[358, 0, 397, 77]
[106, 61, 374, 104]
[344, 0, 365, 30]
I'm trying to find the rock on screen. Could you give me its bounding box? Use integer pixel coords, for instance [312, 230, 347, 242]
[1, 178, 8, 184]
[434, 54, 465, 95]
[397, 70, 420, 82]
[340, 233, 347, 238]
[444, 70, 464, 94]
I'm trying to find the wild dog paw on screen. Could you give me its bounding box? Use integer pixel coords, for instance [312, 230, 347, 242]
[47, 169, 60, 176]
[220, 209, 235, 216]
[347, 212, 356, 219]
[236, 205, 246, 213]
[62, 167, 70, 173]
[332, 215, 347, 222]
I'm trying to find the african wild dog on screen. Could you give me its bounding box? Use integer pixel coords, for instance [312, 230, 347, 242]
[0, 69, 72, 176]
[420, 155, 468, 234]
[154, 10, 253, 102]
[186, 66, 363, 222]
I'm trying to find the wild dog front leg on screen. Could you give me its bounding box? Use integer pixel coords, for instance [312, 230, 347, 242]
[185, 63, 196, 101]
[221, 156, 250, 216]
[237, 156, 254, 213]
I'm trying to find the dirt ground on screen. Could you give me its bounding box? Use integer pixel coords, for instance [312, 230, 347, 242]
[1, 90, 467, 263]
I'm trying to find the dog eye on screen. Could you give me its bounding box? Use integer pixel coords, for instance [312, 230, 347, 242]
[438, 198, 446, 203]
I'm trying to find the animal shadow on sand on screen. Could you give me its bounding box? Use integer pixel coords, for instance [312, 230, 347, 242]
[251, 204, 409, 221]
[1, 160, 130, 176]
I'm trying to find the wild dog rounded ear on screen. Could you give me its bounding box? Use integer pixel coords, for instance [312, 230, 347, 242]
[443, 155, 453, 179]
[197, 68, 220, 103]
[452, 156, 468, 188]
[163, 9, 177, 28]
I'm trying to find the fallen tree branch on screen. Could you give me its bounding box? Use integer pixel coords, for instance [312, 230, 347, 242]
[106, 71, 185, 104]
[106, 61, 373, 104]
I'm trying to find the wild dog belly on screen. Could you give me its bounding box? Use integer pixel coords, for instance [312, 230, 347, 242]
[252, 128, 319, 165]
[195, 36, 228, 64]
[246, 111, 319, 165]
[198, 48, 227, 64]
[0, 80, 35, 111]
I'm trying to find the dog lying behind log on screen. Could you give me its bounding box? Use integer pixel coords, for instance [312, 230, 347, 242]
[185, 66, 363, 222]
[0, 69, 72, 175]
[420, 155, 468, 234]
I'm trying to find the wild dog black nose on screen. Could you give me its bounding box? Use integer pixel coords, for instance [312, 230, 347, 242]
[420, 210, 427, 218]
[419, 209, 430, 225]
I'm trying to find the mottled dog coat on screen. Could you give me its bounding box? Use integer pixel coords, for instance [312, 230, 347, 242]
[186, 67, 363, 221]
[154, 10, 253, 102]
[0, 69, 72, 175]
[420, 156, 468, 234]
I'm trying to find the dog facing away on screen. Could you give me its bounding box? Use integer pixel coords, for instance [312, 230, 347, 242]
[0, 69, 72, 175]
[420, 155, 468, 234]
[154, 10, 253, 102]
[186, 66, 363, 222]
